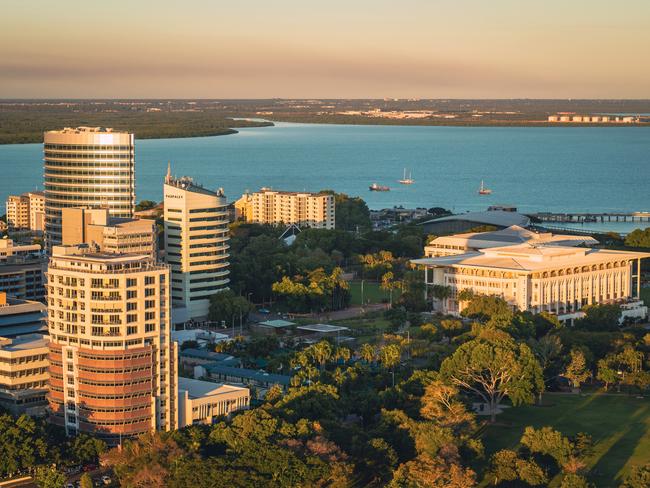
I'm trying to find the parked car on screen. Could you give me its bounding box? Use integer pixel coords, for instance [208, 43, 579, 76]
[101, 475, 112, 485]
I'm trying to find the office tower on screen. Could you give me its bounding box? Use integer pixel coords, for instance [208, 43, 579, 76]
[164, 167, 230, 320]
[235, 188, 335, 229]
[44, 127, 135, 249]
[46, 245, 177, 443]
[61, 208, 156, 257]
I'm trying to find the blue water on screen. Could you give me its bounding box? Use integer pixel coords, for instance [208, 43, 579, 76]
[1, 123, 649, 218]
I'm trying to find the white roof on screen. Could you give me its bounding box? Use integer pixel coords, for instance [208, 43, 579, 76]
[297, 323, 349, 333]
[258, 319, 295, 328]
[427, 225, 598, 250]
[178, 377, 247, 399]
[171, 329, 229, 344]
[420, 211, 530, 228]
[413, 244, 650, 273]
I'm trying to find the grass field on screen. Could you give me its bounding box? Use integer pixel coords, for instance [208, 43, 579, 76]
[349, 280, 401, 306]
[479, 392, 650, 487]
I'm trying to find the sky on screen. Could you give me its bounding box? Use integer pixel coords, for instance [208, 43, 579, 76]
[1, 0, 649, 99]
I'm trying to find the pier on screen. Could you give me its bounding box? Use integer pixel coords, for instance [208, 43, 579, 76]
[531, 212, 650, 224]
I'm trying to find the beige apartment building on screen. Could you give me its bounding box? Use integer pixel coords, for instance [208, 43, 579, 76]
[235, 188, 335, 229]
[164, 170, 230, 320]
[414, 242, 649, 321]
[44, 127, 135, 249]
[0, 334, 49, 416]
[6, 192, 44, 231]
[62, 207, 156, 257]
[46, 245, 177, 443]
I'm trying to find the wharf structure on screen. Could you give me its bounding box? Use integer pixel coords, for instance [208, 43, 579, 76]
[164, 167, 230, 321]
[46, 245, 178, 443]
[44, 127, 136, 250]
[414, 232, 650, 323]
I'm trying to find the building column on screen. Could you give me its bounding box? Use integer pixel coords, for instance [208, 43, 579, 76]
[637, 258, 642, 298]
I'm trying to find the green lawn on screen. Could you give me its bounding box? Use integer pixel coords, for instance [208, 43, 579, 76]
[349, 280, 401, 306]
[479, 392, 650, 487]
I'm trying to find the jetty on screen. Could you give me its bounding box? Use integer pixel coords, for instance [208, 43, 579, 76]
[531, 212, 650, 224]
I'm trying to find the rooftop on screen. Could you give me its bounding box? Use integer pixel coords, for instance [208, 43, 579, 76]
[204, 364, 292, 385]
[296, 323, 350, 333]
[165, 174, 225, 198]
[257, 188, 331, 197]
[414, 244, 650, 272]
[47, 127, 121, 134]
[258, 319, 295, 328]
[0, 298, 46, 317]
[419, 210, 530, 228]
[180, 348, 235, 361]
[0, 333, 48, 352]
[178, 377, 246, 399]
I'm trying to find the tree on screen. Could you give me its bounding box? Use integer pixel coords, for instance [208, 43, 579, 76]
[563, 349, 591, 389]
[489, 449, 548, 486]
[79, 473, 94, 488]
[625, 228, 650, 248]
[575, 304, 622, 331]
[323, 191, 372, 231]
[359, 343, 376, 363]
[440, 319, 465, 339]
[308, 340, 333, 370]
[440, 329, 543, 422]
[208, 290, 253, 328]
[529, 334, 563, 402]
[621, 463, 650, 488]
[34, 467, 66, 488]
[380, 344, 402, 371]
[0, 414, 49, 478]
[70, 433, 107, 465]
[419, 380, 475, 433]
[135, 199, 157, 211]
[389, 454, 476, 488]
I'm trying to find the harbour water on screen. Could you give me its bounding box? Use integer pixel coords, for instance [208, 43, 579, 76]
[1, 123, 649, 227]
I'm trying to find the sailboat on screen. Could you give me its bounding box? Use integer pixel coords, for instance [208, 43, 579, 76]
[398, 168, 415, 185]
[478, 180, 492, 195]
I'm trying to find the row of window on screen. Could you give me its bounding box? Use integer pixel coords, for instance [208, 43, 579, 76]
[45, 144, 132, 150]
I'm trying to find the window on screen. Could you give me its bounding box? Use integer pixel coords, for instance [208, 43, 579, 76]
[127, 326, 137, 335]
[145, 323, 155, 333]
[145, 311, 155, 321]
[145, 288, 155, 297]
[127, 302, 137, 311]
[127, 290, 137, 299]
[127, 278, 137, 287]
[145, 276, 155, 285]
[145, 300, 155, 309]
[127, 314, 137, 323]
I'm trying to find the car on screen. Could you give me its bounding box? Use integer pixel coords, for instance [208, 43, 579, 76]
[66, 483, 74, 488]
[258, 308, 270, 314]
[101, 475, 112, 485]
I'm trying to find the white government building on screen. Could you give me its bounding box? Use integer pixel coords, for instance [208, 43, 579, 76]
[414, 227, 649, 322]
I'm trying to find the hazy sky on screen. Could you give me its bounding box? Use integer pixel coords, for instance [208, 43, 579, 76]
[2, 0, 649, 98]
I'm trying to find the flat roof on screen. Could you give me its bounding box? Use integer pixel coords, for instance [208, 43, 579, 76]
[0, 333, 48, 351]
[180, 348, 234, 361]
[0, 300, 46, 316]
[204, 364, 291, 385]
[177, 377, 246, 399]
[258, 319, 295, 328]
[296, 323, 350, 333]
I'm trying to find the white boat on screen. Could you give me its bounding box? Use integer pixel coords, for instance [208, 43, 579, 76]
[478, 180, 492, 195]
[398, 168, 415, 185]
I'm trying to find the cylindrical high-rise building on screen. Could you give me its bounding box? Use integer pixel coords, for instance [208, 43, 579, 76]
[46, 245, 177, 444]
[44, 127, 135, 250]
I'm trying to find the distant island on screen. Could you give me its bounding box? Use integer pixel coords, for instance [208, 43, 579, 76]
[0, 101, 274, 144]
[2, 98, 649, 144]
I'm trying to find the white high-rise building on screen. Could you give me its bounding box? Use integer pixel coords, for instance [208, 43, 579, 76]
[163, 166, 230, 320]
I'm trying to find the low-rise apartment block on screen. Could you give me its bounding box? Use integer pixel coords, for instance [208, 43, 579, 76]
[0, 334, 49, 416]
[6, 192, 45, 232]
[0, 238, 41, 263]
[0, 257, 46, 301]
[235, 188, 335, 229]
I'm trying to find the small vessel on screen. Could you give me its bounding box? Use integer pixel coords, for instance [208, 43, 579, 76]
[369, 183, 390, 192]
[398, 168, 415, 185]
[478, 180, 492, 195]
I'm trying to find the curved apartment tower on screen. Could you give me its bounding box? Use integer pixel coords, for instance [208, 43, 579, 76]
[44, 127, 135, 249]
[46, 245, 177, 444]
[164, 169, 230, 320]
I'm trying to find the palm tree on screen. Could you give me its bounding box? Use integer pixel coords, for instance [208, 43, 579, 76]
[380, 344, 401, 370]
[309, 340, 333, 370]
[334, 346, 351, 364]
[359, 343, 376, 364]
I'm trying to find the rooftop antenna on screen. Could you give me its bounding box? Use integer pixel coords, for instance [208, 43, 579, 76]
[165, 161, 172, 184]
